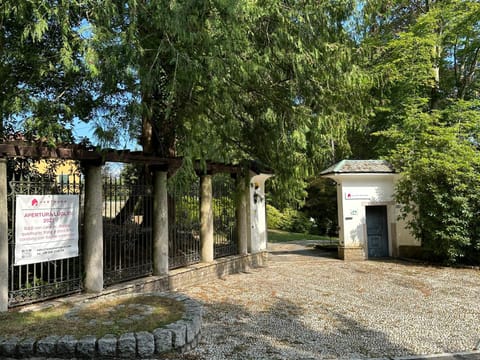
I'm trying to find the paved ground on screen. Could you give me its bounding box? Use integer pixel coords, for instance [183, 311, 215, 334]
[177, 241, 480, 360]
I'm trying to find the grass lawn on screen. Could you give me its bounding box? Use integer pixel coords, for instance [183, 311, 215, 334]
[0, 294, 184, 339]
[268, 229, 338, 243]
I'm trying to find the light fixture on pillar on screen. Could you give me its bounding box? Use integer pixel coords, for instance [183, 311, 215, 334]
[253, 182, 264, 204]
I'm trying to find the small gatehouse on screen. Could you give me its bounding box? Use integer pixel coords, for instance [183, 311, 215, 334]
[321, 160, 420, 261]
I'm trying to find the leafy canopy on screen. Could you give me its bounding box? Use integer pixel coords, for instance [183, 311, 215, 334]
[362, 0, 480, 263]
[0, 1, 96, 144]
[86, 0, 369, 204]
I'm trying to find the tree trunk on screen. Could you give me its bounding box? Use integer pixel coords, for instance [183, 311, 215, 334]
[112, 166, 153, 226]
[430, 44, 442, 110]
[140, 88, 177, 157]
[429, 0, 442, 111]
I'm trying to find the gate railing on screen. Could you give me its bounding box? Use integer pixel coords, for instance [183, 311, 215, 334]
[103, 175, 153, 286]
[168, 178, 200, 269]
[213, 174, 238, 258]
[7, 171, 240, 304]
[0, 143, 257, 310]
[7, 173, 83, 307]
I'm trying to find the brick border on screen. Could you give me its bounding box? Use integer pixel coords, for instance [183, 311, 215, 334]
[0, 292, 202, 359]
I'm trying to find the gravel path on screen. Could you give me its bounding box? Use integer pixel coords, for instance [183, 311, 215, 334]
[179, 241, 480, 360]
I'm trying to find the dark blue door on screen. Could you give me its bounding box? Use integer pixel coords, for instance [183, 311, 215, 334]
[366, 206, 389, 258]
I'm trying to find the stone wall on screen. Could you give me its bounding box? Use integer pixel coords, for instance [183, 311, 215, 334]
[169, 252, 268, 291]
[99, 252, 268, 297]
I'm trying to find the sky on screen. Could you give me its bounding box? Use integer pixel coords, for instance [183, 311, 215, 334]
[72, 20, 142, 151]
[71, 118, 140, 151]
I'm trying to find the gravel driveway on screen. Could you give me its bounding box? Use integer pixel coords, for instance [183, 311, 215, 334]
[179, 241, 480, 360]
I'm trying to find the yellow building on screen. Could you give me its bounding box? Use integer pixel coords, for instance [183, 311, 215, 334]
[34, 160, 82, 185]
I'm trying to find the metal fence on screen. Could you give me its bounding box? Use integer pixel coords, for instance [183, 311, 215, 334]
[7, 168, 83, 307]
[213, 174, 238, 258]
[168, 178, 200, 269]
[103, 174, 153, 286]
[6, 159, 241, 306]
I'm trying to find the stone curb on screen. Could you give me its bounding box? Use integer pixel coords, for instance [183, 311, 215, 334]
[368, 350, 480, 360]
[392, 350, 480, 359]
[0, 292, 202, 359]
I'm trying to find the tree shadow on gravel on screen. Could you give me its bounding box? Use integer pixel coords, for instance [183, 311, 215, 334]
[268, 246, 339, 260]
[180, 297, 412, 360]
[270, 247, 337, 256]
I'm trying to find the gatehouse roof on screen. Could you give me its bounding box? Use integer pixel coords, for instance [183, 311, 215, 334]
[320, 160, 395, 176]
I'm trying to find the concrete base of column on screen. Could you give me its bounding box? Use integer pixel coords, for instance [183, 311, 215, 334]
[338, 246, 365, 261]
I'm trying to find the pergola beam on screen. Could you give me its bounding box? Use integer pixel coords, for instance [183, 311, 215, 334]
[0, 142, 242, 175]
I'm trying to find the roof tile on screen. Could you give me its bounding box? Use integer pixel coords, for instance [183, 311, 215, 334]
[320, 160, 394, 175]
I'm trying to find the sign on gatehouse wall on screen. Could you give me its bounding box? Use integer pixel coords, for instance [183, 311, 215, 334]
[14, 195, 79, 265]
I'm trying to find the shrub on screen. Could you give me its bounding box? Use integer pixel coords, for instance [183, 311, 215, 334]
[266, 204, 287, 230]
[266, 204, 312, 234]
[288, 210, 313, 234]
[387, 101, 480, 264]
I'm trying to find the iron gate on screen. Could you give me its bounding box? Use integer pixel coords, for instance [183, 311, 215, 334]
[213, 174, 238, 258]
[103, 175, 153, 286]
[168, 178, 200, 269]
[7, 169, 83, 307]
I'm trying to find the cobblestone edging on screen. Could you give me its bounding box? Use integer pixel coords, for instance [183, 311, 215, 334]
[0, 292, 203, 359]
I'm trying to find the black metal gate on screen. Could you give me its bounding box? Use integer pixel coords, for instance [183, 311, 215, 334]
[103, 175, 153, 285]
[168, 178, 200, 269]
[7, 166, 83, 307]
[213, 174, 238, 258]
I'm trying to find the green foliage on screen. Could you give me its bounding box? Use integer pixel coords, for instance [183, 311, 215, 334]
[0, 1, 95, 143]
[266, 205, 287, 230]
[267, 204, 313, 234]
[2, 0, 370, 207]
[361, 0, 480, 263]
[386, 100, 480, 263]
[303, 177, 338, 237]
[86, 0, 369, 205]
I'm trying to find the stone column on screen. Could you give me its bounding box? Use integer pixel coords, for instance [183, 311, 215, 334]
[200, 174, 214, 263]
[236, 177, 248, 255]
[0, 159, 8, 311]
[248, 173, 273, 253]
[153, 171, 169, 275]
[246, 178, 254, 253]
[83, 164, 103, 293]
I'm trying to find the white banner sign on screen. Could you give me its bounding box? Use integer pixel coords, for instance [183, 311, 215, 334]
[15, 195, 79, 265]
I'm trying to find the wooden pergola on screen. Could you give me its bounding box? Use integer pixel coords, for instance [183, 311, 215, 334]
[0, 141, 242, 175]
[0, 140, 269, 311]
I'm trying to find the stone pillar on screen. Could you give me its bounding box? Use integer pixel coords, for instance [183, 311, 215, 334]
[0, 159, 8, 311]
[83, 164, 103, 293]
[249, 173, 273, 253]
[200, 174, 214, 263]
[249, 180, 261, 254]
[246, 177, 254, 253]
[236, 177, 248, 255]
[153, 171, 169, 275]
